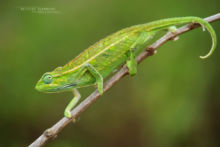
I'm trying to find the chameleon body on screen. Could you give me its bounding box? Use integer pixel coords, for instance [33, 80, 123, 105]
[35, 17, 217, 118]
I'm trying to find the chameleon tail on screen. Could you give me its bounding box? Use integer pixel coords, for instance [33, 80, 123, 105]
[144, 17, 217, 59]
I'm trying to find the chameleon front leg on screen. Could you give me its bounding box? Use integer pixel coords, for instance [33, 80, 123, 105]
[84, 63, 103, 94]
[64, 88, 81, 118]
[64, 63, 103, 118]
[126, 49, 137, 76]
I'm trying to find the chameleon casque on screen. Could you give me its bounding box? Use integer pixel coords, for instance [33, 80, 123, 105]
[35, 17, 217, 118]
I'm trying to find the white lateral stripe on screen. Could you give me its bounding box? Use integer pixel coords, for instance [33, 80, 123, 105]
[60, 34, 131, 75]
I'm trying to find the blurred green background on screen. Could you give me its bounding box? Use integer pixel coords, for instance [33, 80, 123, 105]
[0, 0, 219, 146]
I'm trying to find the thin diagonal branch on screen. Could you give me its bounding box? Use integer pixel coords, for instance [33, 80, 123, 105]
[29, 13, 220, 147]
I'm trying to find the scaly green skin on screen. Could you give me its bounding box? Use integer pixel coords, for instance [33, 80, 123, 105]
[35, 17, 217, 118]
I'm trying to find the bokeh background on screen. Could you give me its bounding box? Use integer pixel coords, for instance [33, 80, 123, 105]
[0, 0, 219, 146]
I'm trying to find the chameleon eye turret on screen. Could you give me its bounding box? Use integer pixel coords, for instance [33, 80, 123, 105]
[42, 74, 53, 84]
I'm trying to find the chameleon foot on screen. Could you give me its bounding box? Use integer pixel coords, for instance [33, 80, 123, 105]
[168, 26, 179, 41]
[64, 110, 72, 118]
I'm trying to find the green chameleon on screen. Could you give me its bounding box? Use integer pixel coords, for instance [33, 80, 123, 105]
[35, 17, 217, 118]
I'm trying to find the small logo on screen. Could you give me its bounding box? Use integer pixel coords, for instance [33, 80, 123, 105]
[18, 7, 60, 14]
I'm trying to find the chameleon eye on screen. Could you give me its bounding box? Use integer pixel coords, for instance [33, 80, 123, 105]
[42, 74, 53, 84]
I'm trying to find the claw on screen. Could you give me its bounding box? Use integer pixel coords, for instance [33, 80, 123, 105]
[64, 110, 72, 118]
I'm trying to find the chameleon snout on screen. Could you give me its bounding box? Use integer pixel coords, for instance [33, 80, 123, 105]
[35, 82, 43, 92]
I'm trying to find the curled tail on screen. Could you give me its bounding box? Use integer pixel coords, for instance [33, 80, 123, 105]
[144, 17, 217, 59]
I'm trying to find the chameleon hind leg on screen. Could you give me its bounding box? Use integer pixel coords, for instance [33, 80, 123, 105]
[84, 63, 104, 94]
[126, 31, 154, 76]
[64, 88, 81, 118]
[126, 49, 137, 76]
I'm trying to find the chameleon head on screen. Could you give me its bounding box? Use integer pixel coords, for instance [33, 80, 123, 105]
[35, 72, 78, 93]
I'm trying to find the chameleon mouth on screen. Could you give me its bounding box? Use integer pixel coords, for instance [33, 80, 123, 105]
[35, 83, 59, 92]
[49, 83, 78, 91]
[35, 84, 43, 92]
[62, 83, 78, 89]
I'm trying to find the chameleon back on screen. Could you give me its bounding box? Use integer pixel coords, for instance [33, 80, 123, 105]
[62, 24, 148, 78]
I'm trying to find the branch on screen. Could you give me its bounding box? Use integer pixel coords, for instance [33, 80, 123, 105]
[29, 13, 220, 147]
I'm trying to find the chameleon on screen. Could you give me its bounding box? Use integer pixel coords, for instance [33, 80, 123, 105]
[35, 17, 217, 118]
